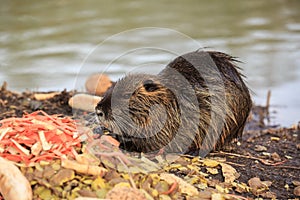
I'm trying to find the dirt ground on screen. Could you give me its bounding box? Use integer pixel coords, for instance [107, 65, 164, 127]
[0, 82, 299, 199]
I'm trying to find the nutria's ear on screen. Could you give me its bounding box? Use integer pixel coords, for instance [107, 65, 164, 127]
[143, 79, 159, 92]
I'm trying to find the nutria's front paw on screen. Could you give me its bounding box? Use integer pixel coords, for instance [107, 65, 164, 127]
[107, 133, 135, 151]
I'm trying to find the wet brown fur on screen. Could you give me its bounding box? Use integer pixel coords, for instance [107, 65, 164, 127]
[96, 50, 252, 155]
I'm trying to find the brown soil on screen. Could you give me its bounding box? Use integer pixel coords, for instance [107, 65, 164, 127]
[0, 82, 299, 199]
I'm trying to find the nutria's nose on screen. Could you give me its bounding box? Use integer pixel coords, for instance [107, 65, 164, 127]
[96, 109, 104, 118]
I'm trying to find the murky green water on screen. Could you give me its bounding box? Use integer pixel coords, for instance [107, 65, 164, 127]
[1, 0, 300, 126]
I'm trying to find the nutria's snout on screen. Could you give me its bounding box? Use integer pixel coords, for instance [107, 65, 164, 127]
[95, 103, 112, 131]
[95, 84, 114, 124]
[95, 107, 104, 120]
[95, 107, 105, 126]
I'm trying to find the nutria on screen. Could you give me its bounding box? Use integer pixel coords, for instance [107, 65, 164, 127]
[95, 50, 252, 155]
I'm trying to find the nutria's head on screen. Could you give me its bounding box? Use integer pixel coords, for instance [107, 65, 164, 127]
[95, 74, 181, 152]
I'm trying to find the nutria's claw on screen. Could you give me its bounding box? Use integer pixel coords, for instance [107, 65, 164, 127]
[106, 133, 140, 152]
[101, 126, 112, 133]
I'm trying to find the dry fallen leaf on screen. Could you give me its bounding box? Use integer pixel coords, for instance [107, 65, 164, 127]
[232, 182, 250, 193]
[293, 180, 300, 186]
[160, 173, 199, 196]
[248, 177, 272, 196]
[248, 177, 264, 191]
[206, 167, 219, 175]
[219, 163, 240, 183]
[254, 144, 267, 152]
[271, 152, 281, 161]
[260, 191, 277, 199]
[198, 190, 212, 199]
[215, 184, 229, 193]
[50, 168, 75, 186]
[203, 159, 219, 168]
[211, 193, 224, 200]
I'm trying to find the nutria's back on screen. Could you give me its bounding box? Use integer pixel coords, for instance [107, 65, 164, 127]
[96, 50, 252, 156]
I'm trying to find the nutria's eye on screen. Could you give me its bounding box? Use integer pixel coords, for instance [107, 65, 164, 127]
[143, 79, 158, 92]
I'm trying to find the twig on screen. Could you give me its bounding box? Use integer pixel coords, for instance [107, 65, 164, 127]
[210, 151, 288, 166]
[273, 165, 300, 170]
[265, 90, 271, 123]
[221, 161, 246, 167]
[210, 151, 259, 160]
[260, 159, 287, 166]
[117, 156, 137, 189]
[266, 90, 271, 115]
[1, 81, 7, 91]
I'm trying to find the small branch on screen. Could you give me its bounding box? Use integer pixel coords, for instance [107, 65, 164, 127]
[265, 90, 271, 123]
[210, 151, 288, 166]
[210, 151, 260, 160]
[273, 165, 300, 170]
[222, 161, 246, 167]
[266, 90, 271, 113]
[117, 156, 137, 189]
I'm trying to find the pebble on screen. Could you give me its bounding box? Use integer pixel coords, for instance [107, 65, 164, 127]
[294, 186, 300, 196]
[271, 152, 281, 162]
[85, 74, 112, 96]
[68, 94, 102, 112]
[254, 145, 267, 152]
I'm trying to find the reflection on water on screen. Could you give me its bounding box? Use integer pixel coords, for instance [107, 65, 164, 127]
[1, 0, 300, 126]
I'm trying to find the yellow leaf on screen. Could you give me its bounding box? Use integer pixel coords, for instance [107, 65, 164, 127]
[207, 167, 219, 175]
[151, 189, 159, 197]
[211, 193, 224, 200]
[220, 163, 239, 183]
[122, 173, 131, 180]
[160, 173, 199, 196]
[187, 164, 200, 173]
[114, 182, 131, 188]
[215, 184, 229, 194]
[159, 194, 172, 200]
[50, 169, 75, 186]
[232, 182, 250, 193]
[91, 176, 107, 190]
[203, 159, 219, 168]
[215, 184, 225, 193]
